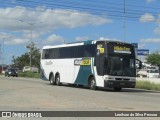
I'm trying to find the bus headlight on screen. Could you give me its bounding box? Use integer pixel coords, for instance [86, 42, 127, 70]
[105, 77, 115, 80]
[130, 79, 135, 81]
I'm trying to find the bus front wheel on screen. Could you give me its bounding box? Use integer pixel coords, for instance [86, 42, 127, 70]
[89, 77, 97, 90]
[55, 75, 61, 86]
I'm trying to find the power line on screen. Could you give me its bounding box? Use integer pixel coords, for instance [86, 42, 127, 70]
[13, 0, 160, 16]
[0, 7, 139, 22]
[13, 0, 160, 18]
[48, 0, 160, 16]
[0, 0, 159, 22]
[81, 0, 160, 10]
[42, 0, 160, 14]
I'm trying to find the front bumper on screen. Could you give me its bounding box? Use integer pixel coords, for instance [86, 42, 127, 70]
[104, 80, 136, 88]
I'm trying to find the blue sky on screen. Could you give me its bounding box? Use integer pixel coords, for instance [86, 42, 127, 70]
[0, 0, 160, 64]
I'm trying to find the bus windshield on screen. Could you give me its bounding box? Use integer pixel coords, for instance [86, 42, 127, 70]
[106, 56, 136, 77]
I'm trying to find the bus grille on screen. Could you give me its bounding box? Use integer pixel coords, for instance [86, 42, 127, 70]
[115, 78, 130, 81]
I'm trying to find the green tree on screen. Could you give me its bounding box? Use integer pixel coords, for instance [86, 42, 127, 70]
[146, 52, 160, 66]
[14, 42, 40, 70]
[14, 53, 30, 69]
[26, 42, 41, 69]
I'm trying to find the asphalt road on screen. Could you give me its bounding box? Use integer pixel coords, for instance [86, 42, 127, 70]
[0, 75, 160, 119]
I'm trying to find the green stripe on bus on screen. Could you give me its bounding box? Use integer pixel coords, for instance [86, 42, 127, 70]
[74, 58, 92, 85]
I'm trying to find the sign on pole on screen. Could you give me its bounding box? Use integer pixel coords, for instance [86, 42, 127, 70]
[137, 49, 149, 55]
[131, 43, 138, 49]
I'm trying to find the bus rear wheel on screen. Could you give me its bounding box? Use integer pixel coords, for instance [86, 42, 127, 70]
[49, 74, 55, 85]
[55, 75, 61, 86]
[89, 77, 97, 90]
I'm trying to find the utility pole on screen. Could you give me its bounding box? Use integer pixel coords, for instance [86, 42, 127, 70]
[123, 0, 126, 42]
[29, 23, 33, 71]
[0, 40, 4, 73]
[19, 20, 35, 71]
[18, 20, 42, 72]
[0, 43, 1, 73]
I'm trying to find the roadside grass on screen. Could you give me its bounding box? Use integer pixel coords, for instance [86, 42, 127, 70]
[136, 80, 160, 91]
[18, 71, 40, 78]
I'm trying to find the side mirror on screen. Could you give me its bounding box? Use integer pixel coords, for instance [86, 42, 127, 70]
[139, 61, 142, 69]
[136, 59, 142, 69]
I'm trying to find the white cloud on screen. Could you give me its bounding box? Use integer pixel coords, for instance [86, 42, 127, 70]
[75, 36, 89, 41]
[75, 36, 123, 42]
[99, 37, 122, 41]
[22, 31, 46, 40]
[138, 43, 146, 49]
[154, 27, 160, 35]
[5, 38, 28, 45]
[0, 32, 8, 39]
[45, 34, 64, 45]
[157, 16, 160, 23]
[146, 0, 156, 3]
[0, 6, 112, 45]
[139, 13, 155, 22]
[0, 32, 29, 45]
[140, 38, 160, 43]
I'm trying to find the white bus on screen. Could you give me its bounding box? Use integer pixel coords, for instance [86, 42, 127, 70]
[40, 40, 142, 91]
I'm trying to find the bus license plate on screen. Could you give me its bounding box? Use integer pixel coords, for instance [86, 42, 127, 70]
[120, 83, 125, 86]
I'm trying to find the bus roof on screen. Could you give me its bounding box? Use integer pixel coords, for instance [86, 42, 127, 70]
[42, 40, 130, 49]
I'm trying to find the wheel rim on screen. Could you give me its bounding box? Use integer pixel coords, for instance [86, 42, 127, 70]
[90, 79, 95, 89]
[50, 79, 53, 84]
[56, 77, 60, 84]
[50, 75, 54, 84]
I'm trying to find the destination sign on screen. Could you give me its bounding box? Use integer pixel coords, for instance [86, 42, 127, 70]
[114, 46, 131, 54]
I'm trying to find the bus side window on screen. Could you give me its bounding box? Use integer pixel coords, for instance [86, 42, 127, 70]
[42, 49, 49, 59]
[45, 53, 49, 59]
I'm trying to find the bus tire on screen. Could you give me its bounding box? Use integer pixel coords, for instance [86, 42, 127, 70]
[55, 74, 61, 86]
[89, 77, 97, 90]
[114, 87, 122, 91]
[49, 73, 55, 85]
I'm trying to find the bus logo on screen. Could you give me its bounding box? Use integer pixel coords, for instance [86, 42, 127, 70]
[80, 59, 91, 66]
[74, 59, 82, 66]
[74, 59, 91, 66]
